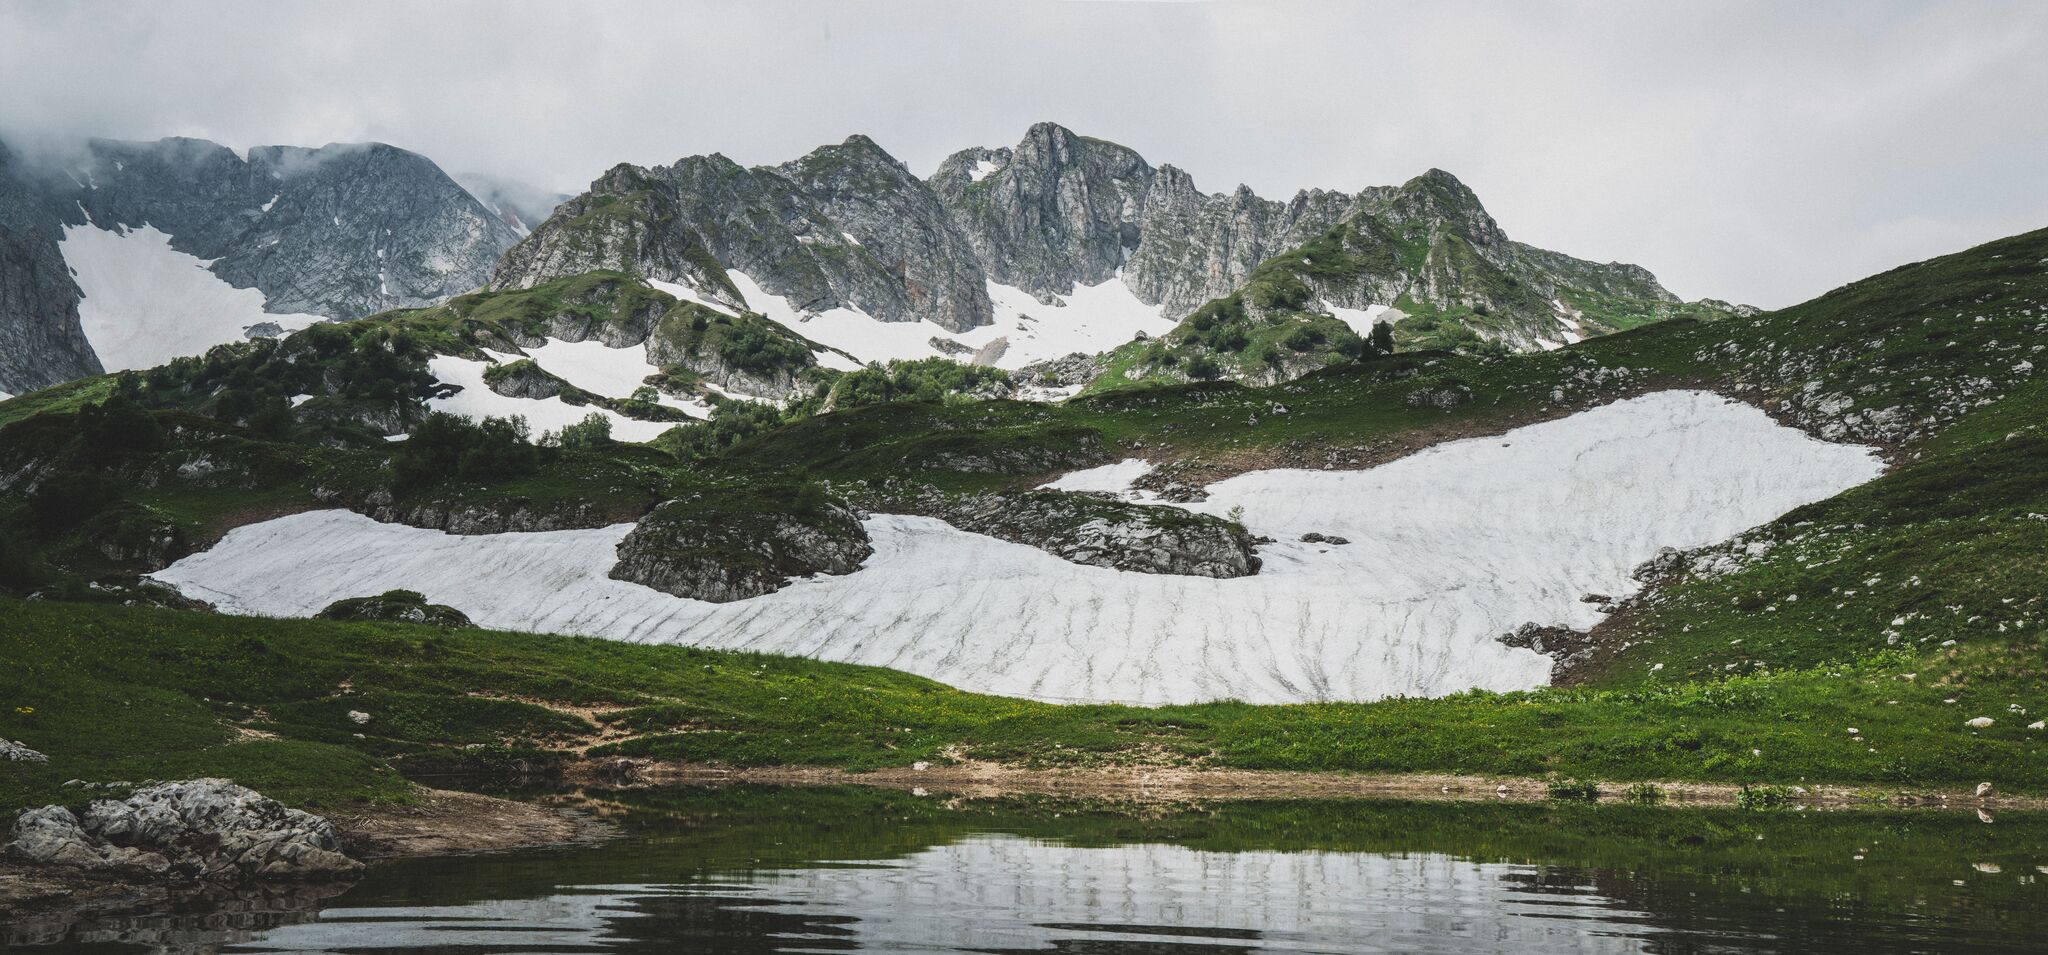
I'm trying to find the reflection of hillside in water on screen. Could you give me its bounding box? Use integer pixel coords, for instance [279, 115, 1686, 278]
[14, 786, 2043, 954]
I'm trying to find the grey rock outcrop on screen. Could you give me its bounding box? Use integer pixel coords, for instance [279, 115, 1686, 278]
[316, 589, 475, 628]
[493, 139, 993, 334]
[871, 487, 1261, 578]
[6, 779, 361, 881]
[0, 140, 96, 393]
[313, 484, 624, 535]
[484, 359, 568, 400]
[609, 497, 874, 602]
[0, 135, 521, 394]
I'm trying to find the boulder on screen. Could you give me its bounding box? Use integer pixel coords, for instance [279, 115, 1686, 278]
[0, 739, 46, 763]
[6, 779, 361, 881]
[316, 589, 475, 627]
[895, 489, 1261, 578]
[611, 495, 874, 603]
[1976, 782, 1996, 798]
[1631, 546, 1685, 582]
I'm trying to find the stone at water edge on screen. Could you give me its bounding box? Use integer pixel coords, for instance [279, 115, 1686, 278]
[6, 778, 362, 880]
[1976, 782, 1996, 798]
[6, 805, 172, 874]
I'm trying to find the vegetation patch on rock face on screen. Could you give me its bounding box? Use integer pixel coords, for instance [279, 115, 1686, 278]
[609, 481, 873, 602]
[315, 590, 473, 628]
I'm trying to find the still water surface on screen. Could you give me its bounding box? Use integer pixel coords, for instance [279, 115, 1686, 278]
[10, 785, 2047, 954]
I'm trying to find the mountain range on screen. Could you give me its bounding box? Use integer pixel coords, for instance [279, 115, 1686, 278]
[1, 122, 1740, 398]
[495, 122, 1740, 374]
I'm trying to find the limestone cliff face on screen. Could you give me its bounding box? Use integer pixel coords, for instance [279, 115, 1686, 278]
[496, 122, 1712, 357]
[494, 138, 994, 334]
[0, 141, 95, 392]
[66, 138, 521, 320]
[0, 135, 522, 395]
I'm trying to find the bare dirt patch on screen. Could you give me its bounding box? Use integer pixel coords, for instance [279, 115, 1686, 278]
[330, 786, 616, 860]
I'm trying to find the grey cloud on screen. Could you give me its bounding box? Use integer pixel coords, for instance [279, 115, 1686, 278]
[1, 0, 2043, 308]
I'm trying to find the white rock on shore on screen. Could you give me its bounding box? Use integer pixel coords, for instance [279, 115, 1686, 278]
[5, 779, 361, 881]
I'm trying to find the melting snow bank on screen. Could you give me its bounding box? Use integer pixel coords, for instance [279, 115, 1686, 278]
[724, 269, 1175, 371]
[62, 224, 324, 372]
[153, 391, 1882, 705]
[425, 355, 684, 442]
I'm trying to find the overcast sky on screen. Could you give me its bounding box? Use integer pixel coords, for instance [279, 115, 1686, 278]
[3, 0, 2043, 308]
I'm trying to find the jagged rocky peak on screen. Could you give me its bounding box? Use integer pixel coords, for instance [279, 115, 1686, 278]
[774, 134, 993, 331]
[0, 132, 525, 394]
[491, 120, 1721, 366]
[1378, 168, 1511, 251]
[938, 121, 1153, 302]
[495, 135, 996, 333]
[0, 139, 95, 393]
[69, 137, 521, 318]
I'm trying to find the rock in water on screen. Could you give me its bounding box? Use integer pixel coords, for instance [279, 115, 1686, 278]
[1976, 782, 1996, 798]
[6, 779, 361, 880]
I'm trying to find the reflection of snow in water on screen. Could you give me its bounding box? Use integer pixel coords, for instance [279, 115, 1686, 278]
[235, 834, 1655, 954]
[157, 391, 1880, 705]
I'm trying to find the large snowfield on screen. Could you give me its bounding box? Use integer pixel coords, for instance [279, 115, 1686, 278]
[153, 391, 1883, 705]
[62, 224, 324, 372]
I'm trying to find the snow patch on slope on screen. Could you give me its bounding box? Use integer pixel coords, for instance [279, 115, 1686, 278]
[727, 270, 932, 369]
[1039, 458, 1159, 501]
[957, 278, 1177, 368]
[1323, 301, 1393, 336]
[155, 391, 1881, 705]
[727, 269, 1172, 372]
[521, 339, 655, 398]
[643, 277, 726, 311]
[62, 224, 324, 372]
[425, 354, 687, 441]
[520, 339, 714, 418]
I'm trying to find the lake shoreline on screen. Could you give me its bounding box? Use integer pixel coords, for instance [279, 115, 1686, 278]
[571, 756, 2040, 811]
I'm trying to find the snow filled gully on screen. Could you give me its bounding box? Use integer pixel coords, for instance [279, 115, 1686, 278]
[152, 391, 1884, 705]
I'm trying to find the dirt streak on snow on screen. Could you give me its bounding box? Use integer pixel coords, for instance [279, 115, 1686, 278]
[154, 391, 1880, 705]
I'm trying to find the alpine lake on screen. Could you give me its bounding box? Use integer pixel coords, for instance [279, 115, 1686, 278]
[7, 783, 2045, 954]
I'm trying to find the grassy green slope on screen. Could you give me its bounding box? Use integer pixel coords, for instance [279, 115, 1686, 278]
[2, 591, 2043, 821]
